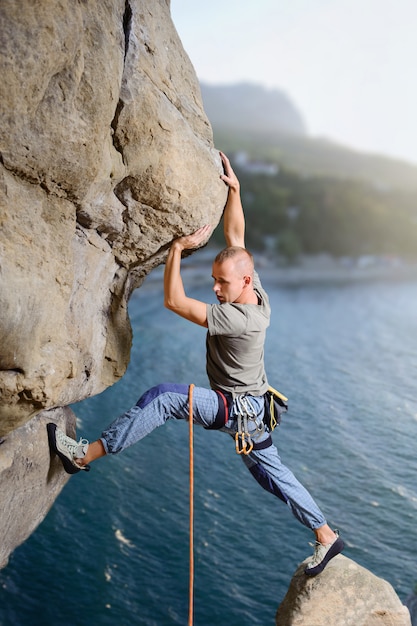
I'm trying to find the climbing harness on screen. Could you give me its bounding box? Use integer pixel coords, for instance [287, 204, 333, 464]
[188, 384, 194, 626]
[234, 387, 289, 454]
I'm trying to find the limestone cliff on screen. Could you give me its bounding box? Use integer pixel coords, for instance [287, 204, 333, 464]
[0, 0, 226, 567]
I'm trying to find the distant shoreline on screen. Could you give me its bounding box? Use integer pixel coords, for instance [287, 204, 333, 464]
[139, 253, 417, 292]
[256, 260, 417, 287]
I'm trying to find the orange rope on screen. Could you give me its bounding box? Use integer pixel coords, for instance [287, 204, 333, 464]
[188, 384, 195, 626]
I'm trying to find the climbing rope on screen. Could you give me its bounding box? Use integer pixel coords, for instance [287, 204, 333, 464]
[188, 384, 195, 626]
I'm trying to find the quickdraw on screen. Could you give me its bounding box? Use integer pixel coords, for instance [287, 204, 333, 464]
[234, 413, 253, 455]
[234, 395, 264, 455]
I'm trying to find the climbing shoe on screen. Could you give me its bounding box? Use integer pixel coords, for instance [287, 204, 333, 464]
[47, 422, 90, 475]
[304, 530, 344, 576]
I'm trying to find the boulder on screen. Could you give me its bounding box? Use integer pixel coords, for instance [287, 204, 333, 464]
[276, 554, 411, 626]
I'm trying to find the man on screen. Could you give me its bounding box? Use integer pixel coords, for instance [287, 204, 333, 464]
[48, 152, 344, 576]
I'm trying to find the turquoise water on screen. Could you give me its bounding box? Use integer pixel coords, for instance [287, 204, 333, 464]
[1, 273, 417, 625]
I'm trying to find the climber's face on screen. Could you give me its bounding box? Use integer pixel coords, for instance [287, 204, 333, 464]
[211, 258, 251, 304]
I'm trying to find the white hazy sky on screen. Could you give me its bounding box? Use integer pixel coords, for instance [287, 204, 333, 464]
[171, 0, 417, 165]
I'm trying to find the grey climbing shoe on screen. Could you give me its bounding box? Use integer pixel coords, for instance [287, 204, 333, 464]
[47, 422, 90, 475]
[304, 530, 344, 576]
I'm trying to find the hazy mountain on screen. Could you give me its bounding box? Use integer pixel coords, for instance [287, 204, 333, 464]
[201, 83, 417, 192]
[201, 82, 307, 136]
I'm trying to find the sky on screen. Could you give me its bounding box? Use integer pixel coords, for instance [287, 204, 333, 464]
[171, 0, 417, 166]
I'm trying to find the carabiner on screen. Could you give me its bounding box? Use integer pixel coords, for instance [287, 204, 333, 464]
[235, 431, 254, 455]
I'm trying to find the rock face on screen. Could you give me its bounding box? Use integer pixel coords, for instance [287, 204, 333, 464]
[0, 407, 76, 568]
[276, 554, 411, 626]
[0, 0, 226, 436]
[0, 0, 226, 566]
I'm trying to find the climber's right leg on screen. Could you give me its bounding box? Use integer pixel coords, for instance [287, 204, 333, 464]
[48, 383, 220, 473]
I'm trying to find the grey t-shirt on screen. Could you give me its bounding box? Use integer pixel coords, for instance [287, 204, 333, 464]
[206, 271, 270, 396]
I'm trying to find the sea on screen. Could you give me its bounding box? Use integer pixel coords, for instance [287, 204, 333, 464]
[1, 267, 417, 626]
